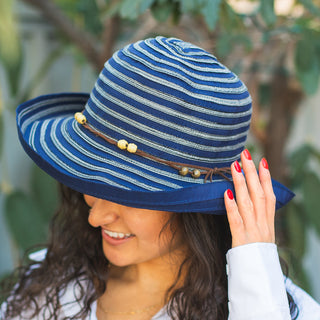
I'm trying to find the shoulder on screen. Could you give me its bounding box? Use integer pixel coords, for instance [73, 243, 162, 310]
[285, 278, 320, 320]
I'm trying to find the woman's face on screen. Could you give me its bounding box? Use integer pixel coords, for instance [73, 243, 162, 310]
[84, 194, 186, 267]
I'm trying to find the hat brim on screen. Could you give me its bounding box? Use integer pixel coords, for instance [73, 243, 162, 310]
[17, 93, 294, 214]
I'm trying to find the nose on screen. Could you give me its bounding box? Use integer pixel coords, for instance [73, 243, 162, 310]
[87, 198, 120, 228]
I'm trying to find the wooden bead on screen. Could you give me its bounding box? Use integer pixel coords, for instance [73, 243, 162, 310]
[191, 169, 201, 179]
[117, 139, 128, 150]
[74, 112, 87, 124]
[127, 143, 137, 153]
[179, 167, 189, 176]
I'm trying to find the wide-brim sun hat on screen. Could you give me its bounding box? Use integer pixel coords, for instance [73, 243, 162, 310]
[16, 36, 294, 214]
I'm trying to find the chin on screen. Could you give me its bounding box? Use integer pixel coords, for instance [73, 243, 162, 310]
[102, 247, 132, 267]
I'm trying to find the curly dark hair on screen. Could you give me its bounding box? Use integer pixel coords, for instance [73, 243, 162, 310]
[1, 184, 298, 319]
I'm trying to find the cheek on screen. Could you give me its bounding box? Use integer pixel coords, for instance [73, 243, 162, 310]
[134, 214, 174, 250]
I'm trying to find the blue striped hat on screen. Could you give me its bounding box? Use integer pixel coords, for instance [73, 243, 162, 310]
[16, 36, 294, 214]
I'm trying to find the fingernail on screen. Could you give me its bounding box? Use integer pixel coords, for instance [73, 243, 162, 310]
[261, 158, 269, 169]
[227, 189, 234, 200]
[243, 149, 252, 160]
[234, 160, 241, 173]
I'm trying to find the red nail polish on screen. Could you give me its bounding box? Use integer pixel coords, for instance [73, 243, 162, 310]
[227, 189, 234, 200]
[243, 149, 252, 160]
[234, 160, 241, 173]
[262, 158, 269, 169]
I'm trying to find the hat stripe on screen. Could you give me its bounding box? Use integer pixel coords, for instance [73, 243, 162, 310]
[103, 63, 252, 116]
[19, 98, 84, 133]
[85, 104, 243, 164]
[72, 121, 213, 185]
[111, 54, 251, 106]
[46, 118, 168, 191]
[37, 119, 132, 190]
[28, 121, 39, 152]
[154, 37, 221, 63]
[141, 39, 229, 74]
[94, 82, 249, 142]
[96, 73, 252, 129]
[62, 121, 188, 189]
[125, 43, 239, 84]
[88, 93, 247, 153]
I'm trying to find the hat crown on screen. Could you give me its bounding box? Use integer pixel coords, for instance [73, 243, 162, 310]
[84, 36, 252, 168]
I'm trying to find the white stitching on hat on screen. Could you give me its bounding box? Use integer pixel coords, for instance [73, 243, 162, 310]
[112, 54, 251, 104]
[72, 122, 214, 185]
[38, 119, 132, 190]
[89, 92, 246, 153]
[129, 43, 237, 82]
[100, 68, 251, 121]
[95, 77, 250, 140]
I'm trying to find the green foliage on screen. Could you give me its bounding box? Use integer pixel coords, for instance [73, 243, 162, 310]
[287, 144, 320, 289]
[298, 0, 320, 17]
[151, 0, 179, 23]
[4, 165, 59, 251]
[77, 0, 103, 34]
[0, 0, 23, 96]
[200, 0, 222, 30]
[286, 203, 307, 258]
[119, 0, 155, 20]
[216, 33, 252, 57]
[30, 165, 60, 224]
[302, 172, 320, 234]
[294, 30, 320, 95]
[0, 112, 3, 159]
[4, 191, 47, 251]
[219, 2, 244, 32]
[259, 0, 276, 26]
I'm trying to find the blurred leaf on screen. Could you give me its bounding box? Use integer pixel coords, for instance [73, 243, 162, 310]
[171, 1, 182, 24]
[120, 0, 155, 19]
[296, 60, 320, 95]
[77, 0, 103, 34]
[289, 144, 314, 184]
[30, 165, 59, 225]
[260, 0, 276, 26]
[0, 112, 3, 158]
[0, 46, 23, 98]
[217, 33, 252, 57]
[4, 191, 48, 251]
[302, 172, 320, 236]
[286, 203, 307, 258]
[294, 37, 320, 95]
[219, 2, 244, 32]
[298, 0, 320, 17]
[151, 0, 175, 22]
[201, 0, 221, 31]
[180, 0, 198, 13]
[0, 0, 23, 96]
[258, 83, 271, 107]
[18, 45, 65, 107]
[104, 0, 123, 18]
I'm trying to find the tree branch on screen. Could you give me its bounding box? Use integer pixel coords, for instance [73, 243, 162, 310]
[99, 15, 120, 70]
[21, 0, 101, 71]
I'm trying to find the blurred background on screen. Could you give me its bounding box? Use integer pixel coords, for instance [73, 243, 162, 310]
[0, 0, 320, 302]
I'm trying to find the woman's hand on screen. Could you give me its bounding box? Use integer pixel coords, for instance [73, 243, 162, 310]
[224, 149, 276, 248]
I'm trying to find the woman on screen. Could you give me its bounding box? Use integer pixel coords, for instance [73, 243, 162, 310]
[2, 36, 320, 319]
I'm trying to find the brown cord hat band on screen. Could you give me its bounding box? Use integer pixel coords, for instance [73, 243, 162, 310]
[75, 112, 232, 183]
